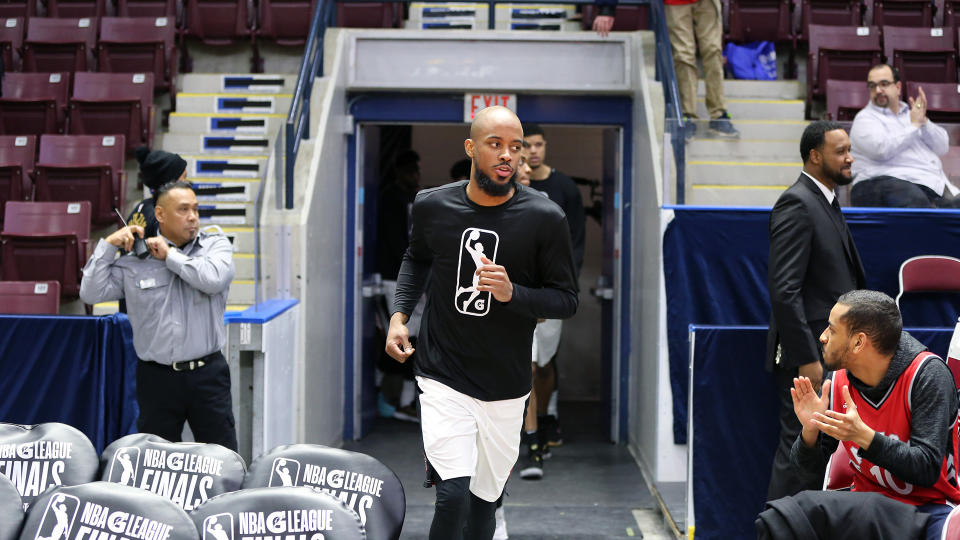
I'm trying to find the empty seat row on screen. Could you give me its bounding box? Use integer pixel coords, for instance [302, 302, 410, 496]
[0, 134, 126, 226]
[807, 24, 960, 117]
[0, 16, 176, 95]
[725, 0, 959, 43]
[0, 200, 91, 298]
[0, 72, 154, 152]
[0, 0, 173, 18]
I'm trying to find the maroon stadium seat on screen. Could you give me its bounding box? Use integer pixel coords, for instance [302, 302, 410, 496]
[882, 26, 957, 84]
[872, 0, 934, 26]
[258, 0, 319, 45]
[335, 2, 399, 28]
[0, 72, 71, 136]
[945, 2, 960, 33]
[0, 200, 90, 297]
[184, 0, 253, 45]
[726, 0, 793, 42]
[906, 81, 960, 123]
[581, 4, 649, 30]
[826, 79, 870, 120]
[0, 280, 60, 313]
[98, 17, 178, 97]
[0, 17, 23, 72]
[807, 25, 882, 117]
[0, 134, 36, 223]
[116, 0, 177, 18]
[47, 0, 106, 18]
[34, 134, 126, 225]
[22, 17, 98, 73]
[798, 0, 861, 42]
[0, 0, 35, 18]
[68, 72, 155, 151]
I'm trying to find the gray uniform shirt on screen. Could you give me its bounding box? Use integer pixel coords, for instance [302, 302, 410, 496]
[79, 231, 235, 363]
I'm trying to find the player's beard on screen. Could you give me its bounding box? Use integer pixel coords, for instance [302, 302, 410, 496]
[474, 158, 516, 197]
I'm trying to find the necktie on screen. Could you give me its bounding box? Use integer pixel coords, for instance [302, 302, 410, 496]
[832, 197, 842, 214]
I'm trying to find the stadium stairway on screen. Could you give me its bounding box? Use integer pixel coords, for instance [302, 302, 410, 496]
[92, 73, 297, 315]
[685, 79, 808, 207]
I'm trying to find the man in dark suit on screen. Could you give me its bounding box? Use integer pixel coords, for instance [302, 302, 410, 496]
[766, 121, 867, 501]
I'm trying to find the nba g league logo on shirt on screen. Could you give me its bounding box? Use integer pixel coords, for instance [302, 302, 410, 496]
[108, 446, 226, 510]
[456, 228, 500, 317]
[267, 457, 385, 525]
[205, 509, 334, 540]
[34, 493, 175, 540]
[0, 440, 74, 508]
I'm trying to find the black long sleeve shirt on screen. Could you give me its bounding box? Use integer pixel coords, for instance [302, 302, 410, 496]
[394, 181, 579, 401]
[791, 332, 959, 489]
[528, 169, 586, 277]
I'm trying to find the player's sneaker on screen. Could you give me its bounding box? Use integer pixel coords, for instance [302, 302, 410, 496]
[538, 414, 564, 447]
[493, 506, 509, 539]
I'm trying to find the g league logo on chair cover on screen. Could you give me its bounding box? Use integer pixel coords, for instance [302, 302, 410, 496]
[107, 448, 140, 487]
[268, 458, 301, 487]
[33, 493, 80, 540]
[202, 514, 233, 540]
[455, 228, 499, 317]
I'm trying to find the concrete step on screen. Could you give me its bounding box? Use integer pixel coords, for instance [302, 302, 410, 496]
[234, 253, 255, 280]
[228, 279, 255, 304]
[686, 139, 799, 161]
[671, 119, 809, 140]
[686, 159, 801, 186]
[93, 302, 251, 315]
[222, 226, 255, 253]
[168, 112, 286, 136]
[176, 93, 293, 115]
[698, 80, 803, 100]
[695, 98, 804, 121]
[686, 184, 787, 207]
[180, 73, 298, 94]
[199, 201, 255, 226]
[183, 154, 268, 179]
[161, 132, 272, 155]
[190, 178, 261, 202]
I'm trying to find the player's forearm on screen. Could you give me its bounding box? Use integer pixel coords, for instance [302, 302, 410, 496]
[503, 285, 578, 320]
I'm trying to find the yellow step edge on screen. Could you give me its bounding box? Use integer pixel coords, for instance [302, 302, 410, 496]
[692, 184, 790, 190]
[170, 112, 287, 118]
[234, 253, 255, 259]
[691, 138, 800, 143]
[188, 178, 262, 183]
[221, 226, 254, 233]
[689, 160, 802, 167]
[198, 201, 255, 206]
[232, 280, 255, 285]
[226, 304, 250, 312]
[697, 98, 804, 104]
[178, 92, 294, 98]
[183, 155, 269, 159]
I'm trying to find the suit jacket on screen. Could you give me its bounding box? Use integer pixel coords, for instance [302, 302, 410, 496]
[766, 174, 866, 372]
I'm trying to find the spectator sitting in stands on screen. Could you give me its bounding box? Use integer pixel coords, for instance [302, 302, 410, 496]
[786, 290, 960, 540]
[850, 64, 960, 208]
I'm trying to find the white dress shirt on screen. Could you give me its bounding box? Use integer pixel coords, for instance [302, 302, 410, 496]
[850, 100, 958, 197]
[801, 171, 835, 205]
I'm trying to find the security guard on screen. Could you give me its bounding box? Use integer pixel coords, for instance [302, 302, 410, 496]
[80, 181, 237, 450]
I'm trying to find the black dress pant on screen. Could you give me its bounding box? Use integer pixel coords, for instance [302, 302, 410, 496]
[136, 351, 238, 451]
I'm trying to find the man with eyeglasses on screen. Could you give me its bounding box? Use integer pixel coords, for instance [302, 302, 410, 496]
[849, 63, 960, 208]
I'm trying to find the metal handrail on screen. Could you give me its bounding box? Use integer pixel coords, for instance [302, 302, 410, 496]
[281, 0, 686, 208]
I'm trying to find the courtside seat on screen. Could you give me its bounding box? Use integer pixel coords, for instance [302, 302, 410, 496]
[0, 0, 35, 18]
[872, 0, 934, 26]
[257, 0, 319, 45]
[335, 2, 399, 27]
[0, 134, 36, 223]
[68, 72, 155, 151]
[0, 281, 60, 314]
[0, 16, 23, 72]
[98, 17, 178, 97]
[581, 4, 649, 30]
[882, 26, 957, 84]
[46, 0, 106, 18]
[34, 134, 126, 225]
[0, 72, 71, 136]
[183, 0, 253, 46]
[826, 79, 870, 120]
[798, 0, 861, 42]
[0, 201, 90, 297]
[22, 17, 98, 73]
[807, 25, 882, 117]
[906, 81, 960, 123]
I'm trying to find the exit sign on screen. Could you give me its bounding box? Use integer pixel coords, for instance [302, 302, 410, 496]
[464, 93, 517, 122]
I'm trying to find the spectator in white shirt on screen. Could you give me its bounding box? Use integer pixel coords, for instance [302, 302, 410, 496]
[849, 64, 960, 208]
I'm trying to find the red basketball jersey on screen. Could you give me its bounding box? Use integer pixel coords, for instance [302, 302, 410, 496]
[832, 352, 960, 506]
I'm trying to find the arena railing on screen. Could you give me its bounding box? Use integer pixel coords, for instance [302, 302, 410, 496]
[281, 0, 685, 208]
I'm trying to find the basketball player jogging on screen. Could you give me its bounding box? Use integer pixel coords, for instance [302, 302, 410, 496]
[386, 106, 579, 540]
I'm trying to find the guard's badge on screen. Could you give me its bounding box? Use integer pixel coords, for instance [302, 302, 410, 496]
[130, 212, 147, 228]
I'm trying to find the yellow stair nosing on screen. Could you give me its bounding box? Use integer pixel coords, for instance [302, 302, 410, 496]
[689, 160, 802, 167]
[170, 112, 287, 118]
[221, 226, 255, 232]
[697, 98, 804, 104]
[189, 177, 262, 183]
[184, 154, 269, 159]
[178, 92, 294, 98]
[692, 184, 790, 190]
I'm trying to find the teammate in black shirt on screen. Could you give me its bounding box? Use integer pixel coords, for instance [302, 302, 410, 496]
[386, 107, 579, 539]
